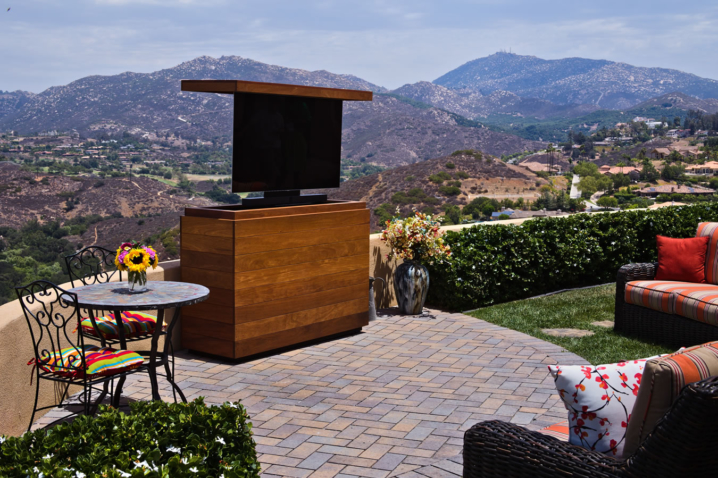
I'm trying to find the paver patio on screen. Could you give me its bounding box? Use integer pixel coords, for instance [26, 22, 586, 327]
[34, 307, 586, 477]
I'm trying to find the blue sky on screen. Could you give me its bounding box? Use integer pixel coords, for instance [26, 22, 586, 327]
[2, 0, 718, 93]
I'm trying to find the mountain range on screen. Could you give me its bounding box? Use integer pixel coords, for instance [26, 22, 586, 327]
[434, 52, 718, 109]
[2, 52, 718, 166]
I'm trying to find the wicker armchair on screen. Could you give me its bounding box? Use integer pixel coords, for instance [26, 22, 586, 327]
[463, 375, 718, 477]
[614, 263, 718, 349]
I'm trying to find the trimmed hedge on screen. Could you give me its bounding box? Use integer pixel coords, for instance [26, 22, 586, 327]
[0, 399, 260, 478]
[426, 204, 718, 311]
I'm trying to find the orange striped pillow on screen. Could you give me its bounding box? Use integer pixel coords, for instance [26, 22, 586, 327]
[623, 341, 718, 457]
[696, 223, 718, 284]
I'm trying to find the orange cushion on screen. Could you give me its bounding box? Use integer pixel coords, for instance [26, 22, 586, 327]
[696, 223, 718, 284]
[623, 341, 718, 457]
[655, 235, 708, 283]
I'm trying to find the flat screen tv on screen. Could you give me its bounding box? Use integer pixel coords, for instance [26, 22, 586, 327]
[232, 93, 343, 193]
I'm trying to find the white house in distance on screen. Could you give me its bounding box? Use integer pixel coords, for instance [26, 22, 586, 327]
[685, 161, 718, 176]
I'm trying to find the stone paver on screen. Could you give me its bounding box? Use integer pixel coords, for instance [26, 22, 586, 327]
[591, 320, 615, 328]
[33, 308, 586, 476]
[541, 328, 594, 338]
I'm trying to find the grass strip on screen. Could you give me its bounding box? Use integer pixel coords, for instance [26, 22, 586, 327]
[466, 284, 672, 365]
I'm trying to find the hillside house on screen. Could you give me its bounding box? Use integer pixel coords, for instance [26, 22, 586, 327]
[599, 165, 641, 176]
[652, 147, 672, 159]
[685, 161, 718, 175]
[637, 185, 714, 197]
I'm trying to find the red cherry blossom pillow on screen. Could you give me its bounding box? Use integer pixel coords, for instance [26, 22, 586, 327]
[547, 356, 662, 459]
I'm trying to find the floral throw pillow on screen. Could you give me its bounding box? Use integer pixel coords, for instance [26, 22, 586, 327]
[547, 357, 659, 459]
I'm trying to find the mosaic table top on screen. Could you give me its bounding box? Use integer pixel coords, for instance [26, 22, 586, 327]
[63, 281, 210, 311]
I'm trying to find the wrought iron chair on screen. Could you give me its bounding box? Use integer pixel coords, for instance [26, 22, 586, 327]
[17, 280, 146, 432]
[64, 246, 179, 402]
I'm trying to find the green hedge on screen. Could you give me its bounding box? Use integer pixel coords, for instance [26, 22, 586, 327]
[426, 204, 718, 311]
[0, 399, 260, 477]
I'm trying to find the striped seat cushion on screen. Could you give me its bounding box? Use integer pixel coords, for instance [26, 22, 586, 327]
[29, 345, 144, 379]
[624, 280, 699, 314]
[80, 311, 158, 339]
[697, 222, 718, 284]
[674, 286, 718, 326]
[538, 420, 569, 442]
[624, 341, 718, 457]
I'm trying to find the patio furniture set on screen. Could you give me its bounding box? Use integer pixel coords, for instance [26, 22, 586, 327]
[18, 246, 208, 431]
[463, 223, 718, 476]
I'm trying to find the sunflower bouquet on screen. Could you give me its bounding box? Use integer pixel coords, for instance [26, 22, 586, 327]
[115, 241, 158, 291]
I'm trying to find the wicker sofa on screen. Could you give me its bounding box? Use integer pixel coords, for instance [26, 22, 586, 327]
[463, 375, 718, 477]
[615, 262, 718, 349]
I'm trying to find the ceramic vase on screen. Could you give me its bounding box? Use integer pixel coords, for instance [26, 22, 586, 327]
[393, 261, 429, 315]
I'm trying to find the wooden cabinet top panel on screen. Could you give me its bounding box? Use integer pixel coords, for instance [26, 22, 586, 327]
[184, 200, 367, 220]
[181, 80, 373, 101]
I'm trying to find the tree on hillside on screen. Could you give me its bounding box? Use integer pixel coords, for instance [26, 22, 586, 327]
[597, 196, 619, 209]
[641, 162, 660, 182]
[573, 161, 599, 177]
[546, 143, 556, 174]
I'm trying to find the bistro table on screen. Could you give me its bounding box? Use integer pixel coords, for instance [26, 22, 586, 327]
[63, 281, 209, 404]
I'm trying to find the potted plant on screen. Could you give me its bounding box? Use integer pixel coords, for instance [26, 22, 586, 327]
[381, 209, 451, 315]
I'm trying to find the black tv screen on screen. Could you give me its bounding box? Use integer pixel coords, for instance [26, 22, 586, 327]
[232, 93, 343, 193]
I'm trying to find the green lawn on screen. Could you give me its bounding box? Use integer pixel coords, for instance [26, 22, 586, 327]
[467, 284, 673, 365]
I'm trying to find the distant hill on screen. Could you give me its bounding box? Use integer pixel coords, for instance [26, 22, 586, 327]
[341, 95, 544, 167]
[632, 92, 718, 114]
[434, 52, 718, 109]
[0, 56, 545, 166]
[392, 81, 598, 120]
[0, 91, 35, 122]
[0, 168, 213, 229]
[312, 151, 546, 231]
[0, 55, 385, 137]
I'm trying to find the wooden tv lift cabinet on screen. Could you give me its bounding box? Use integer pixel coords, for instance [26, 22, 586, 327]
[180, 201, 370, 359]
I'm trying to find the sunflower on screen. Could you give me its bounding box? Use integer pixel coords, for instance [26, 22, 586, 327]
[114, 247, 128, 272]
[123, 248, 151, 272]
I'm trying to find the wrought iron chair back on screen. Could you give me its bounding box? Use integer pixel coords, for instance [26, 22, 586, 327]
[16, 280, 86, 379]
[64, 246, 121, 288]
[64, 246, 122, 343]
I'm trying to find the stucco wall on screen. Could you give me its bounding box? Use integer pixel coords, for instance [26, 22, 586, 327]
[0, 260, 180, 437]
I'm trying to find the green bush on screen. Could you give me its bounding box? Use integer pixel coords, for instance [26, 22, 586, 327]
[426, 204, 718, 311]
[0, 399, 260, 477]
[445, 162, 456, 169]
[429, 171, 452, 184]
[455, 171, 469, 179]
[438, 185, 461, 196]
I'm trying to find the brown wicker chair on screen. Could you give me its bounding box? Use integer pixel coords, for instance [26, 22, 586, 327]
[614, 262, 718, 349]
[463, 375, 718, 477]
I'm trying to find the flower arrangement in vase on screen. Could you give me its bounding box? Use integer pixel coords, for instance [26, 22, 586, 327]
[380, 209, 450, 314]
[115, 242, 158, 292]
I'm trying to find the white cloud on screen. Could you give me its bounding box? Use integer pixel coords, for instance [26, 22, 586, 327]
[2, 1, 718, 93]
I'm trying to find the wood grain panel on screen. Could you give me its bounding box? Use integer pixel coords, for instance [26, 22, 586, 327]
[234, 239, 367, 272]
[233, 282, 366, 324]
[235, 298, 366, 340]
[182, 315, 235, 339]
[232, 269, 366, 307]
[234, 209, 369, 238]
[235, 224, 368, 255]
[181, 330, 234, 357]
[233, 254, 367, 291]
[181, 80, 373, 101]
[180, 217, 234, 237]
[181, 250, 235, 273]
[182, 301, 235, 324]
[202, 287, 235, 307]
[233, 313, 368, 359]
[182, 267, 233, 289]
[184, 201, 365, 220]
[181, 234, 233, 255]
